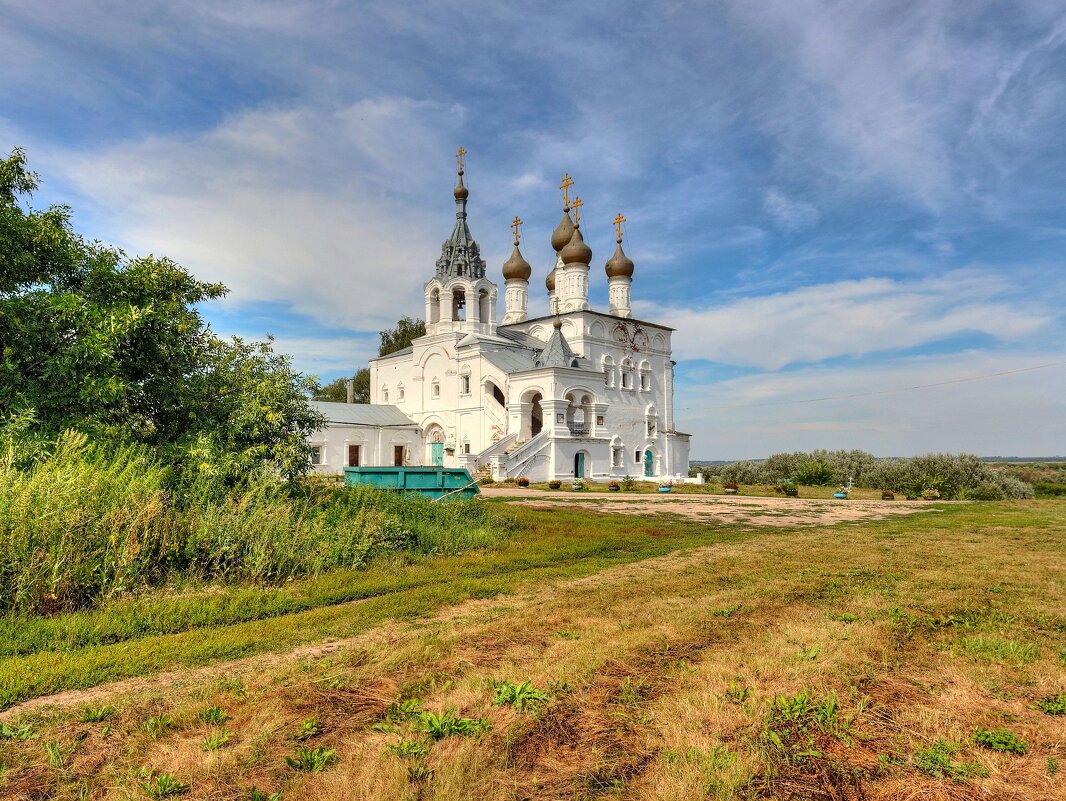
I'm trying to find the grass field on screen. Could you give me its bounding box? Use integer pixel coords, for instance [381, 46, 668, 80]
[1, 496, 1064, 800]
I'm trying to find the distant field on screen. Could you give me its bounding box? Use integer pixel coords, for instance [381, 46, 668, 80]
[1, 498, 1063, 800]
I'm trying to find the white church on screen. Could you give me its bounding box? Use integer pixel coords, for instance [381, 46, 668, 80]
[309, 157, 690, 482]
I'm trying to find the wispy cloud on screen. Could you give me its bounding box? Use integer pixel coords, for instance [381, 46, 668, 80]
[640, 269, 1060, 369]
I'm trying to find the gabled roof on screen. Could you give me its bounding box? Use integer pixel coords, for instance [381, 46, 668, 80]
[310, 402, 419, 427]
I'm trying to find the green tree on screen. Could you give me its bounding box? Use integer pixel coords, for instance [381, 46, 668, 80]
[379, 316, 425, 357]
[314, 368, 369, 403]
[0, 148, 323, 480]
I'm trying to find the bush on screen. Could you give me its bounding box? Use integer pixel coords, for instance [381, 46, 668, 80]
[706, 450, 1037, 500]
[963, 482, 1005, 501]
[793, 460, 835, 486]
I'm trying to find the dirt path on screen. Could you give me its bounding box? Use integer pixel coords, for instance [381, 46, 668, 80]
[482, 488, 937, 527]
[0, 538, 732, 721]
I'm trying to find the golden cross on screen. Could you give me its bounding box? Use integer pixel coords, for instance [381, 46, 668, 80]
[559, 172, 574, 208]
[570, 195, 583, 224]
[613, 212, 627, 242]
[511, 215, 523, 245]
[456, 146, 466, 172]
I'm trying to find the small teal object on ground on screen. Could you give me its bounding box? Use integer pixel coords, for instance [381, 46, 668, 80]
[658, 486, 671, 493]
[342, 466, 480, 500]
[833, 491, 848, 499]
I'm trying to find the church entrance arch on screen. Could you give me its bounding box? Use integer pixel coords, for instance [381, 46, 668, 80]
[574, 451, 587, 479]
[643, 449, 655, 478]
[425, 425, 445, 466]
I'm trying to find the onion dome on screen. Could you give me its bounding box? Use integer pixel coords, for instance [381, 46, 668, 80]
[605, 240, 634, 278]
[502, 245, 531, 281]
[453, 171, 469, 200]
[551, 209, 575, 252]
[560, 226, 592, 265]
[545, 267, 556, 291]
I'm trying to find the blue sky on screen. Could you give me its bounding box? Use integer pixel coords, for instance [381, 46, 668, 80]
[3, 0, 1065, 458]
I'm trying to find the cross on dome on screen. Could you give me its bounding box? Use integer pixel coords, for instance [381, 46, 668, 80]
[613, 212, 627, 243]
[511, 215, 523, 245]
[559, 173, 574, 210]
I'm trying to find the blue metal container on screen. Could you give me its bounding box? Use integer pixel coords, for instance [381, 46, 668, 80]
[342, 466, 481, 501]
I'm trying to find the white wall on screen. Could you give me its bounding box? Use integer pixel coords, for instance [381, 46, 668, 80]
[308, 423, 423, 475]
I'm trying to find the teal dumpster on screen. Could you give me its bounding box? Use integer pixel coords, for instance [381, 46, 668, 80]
[342, 466, 481, 501]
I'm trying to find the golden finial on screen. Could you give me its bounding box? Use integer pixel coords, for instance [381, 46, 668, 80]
[510, 215, 523, 246]
[559, 172, 574, 209]
[456, 146, 467, 174]
[613, 212, 627, 243]
[570, 195, 583, 225]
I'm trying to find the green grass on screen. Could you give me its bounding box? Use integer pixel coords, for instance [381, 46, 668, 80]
[0, 501, 1061, 714]
[958, 634, 1040, 664]
[914, 739, 988, 780]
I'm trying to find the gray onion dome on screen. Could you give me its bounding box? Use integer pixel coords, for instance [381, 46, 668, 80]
[502, 245, 531, 280]
[605, 241, 634, 278]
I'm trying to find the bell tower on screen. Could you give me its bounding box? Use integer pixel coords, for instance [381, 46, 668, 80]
[424, 148, 497, 335]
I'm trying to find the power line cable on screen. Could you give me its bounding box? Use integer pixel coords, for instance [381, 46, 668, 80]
[677, 359, 1066, 412]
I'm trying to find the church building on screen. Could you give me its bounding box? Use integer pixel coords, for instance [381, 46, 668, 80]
[309, 154, 690, 482]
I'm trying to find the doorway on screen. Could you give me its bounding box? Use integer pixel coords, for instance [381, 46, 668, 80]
[643, 450, 654, 477]
[394, 445, 405, 467]
[431, 442, 444, 466]
[347, 444, 360, 467]
[574, 451, 586, 479]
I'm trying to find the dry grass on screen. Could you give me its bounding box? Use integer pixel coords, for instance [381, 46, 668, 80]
[0, 501, 1063, 800]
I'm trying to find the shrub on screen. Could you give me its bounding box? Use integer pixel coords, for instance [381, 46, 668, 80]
[793, 459, 836, 486]
[964, 482, 1004, 501]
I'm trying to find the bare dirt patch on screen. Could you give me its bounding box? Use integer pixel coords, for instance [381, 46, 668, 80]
[491, 491, 936, 527]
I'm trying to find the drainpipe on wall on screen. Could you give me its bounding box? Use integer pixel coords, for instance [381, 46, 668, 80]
[346, 378, 355, 404]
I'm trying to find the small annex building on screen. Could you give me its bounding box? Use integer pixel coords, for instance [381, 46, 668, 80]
[308, 155, 691, 483]
[309, 402, 423, 470]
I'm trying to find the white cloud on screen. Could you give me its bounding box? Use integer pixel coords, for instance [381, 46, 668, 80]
[678, 350, 1066, 459]
[46, 99, 471, 332]
[638, 269, 1058, 370]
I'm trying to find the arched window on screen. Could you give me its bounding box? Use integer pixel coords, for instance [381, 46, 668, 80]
[431, 379, 440, 398]
[382, 386, 389, 403]
[601, 355, 615, 388]
[638, 360, 651, 391]
[397, 383, 405, 401]
[460, 370, 471, 395]
[645, 404, 658, 437]
[620, 358, 635, 390]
